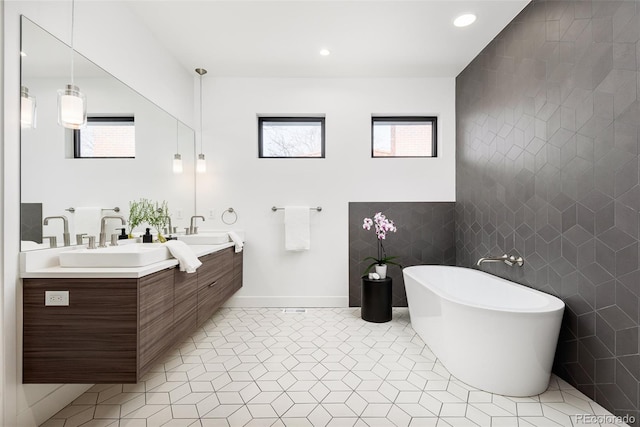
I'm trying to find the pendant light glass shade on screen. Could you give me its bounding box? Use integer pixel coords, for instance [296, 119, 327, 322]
[57, 84, 86, 129]
[20, 86, 36, 129]
[196, 153, 206, 173]
[57, 0, 86, 130]
[173, 153, 183, 174]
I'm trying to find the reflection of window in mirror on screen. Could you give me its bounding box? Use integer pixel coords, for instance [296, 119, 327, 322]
[73, 116, 135, 158]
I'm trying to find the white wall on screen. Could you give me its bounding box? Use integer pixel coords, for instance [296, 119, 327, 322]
[3, 1, 193, 426]
[198, 78, 456, 307]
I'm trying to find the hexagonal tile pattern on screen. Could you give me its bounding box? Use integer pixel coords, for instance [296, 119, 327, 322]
[456, 0, 640, 424]
[349, 203, 456, 307]
[41, 308, 629, 427]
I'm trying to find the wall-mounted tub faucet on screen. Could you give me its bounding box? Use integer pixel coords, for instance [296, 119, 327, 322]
[189, 215, 205, 235]
[43, 215, 70, 246]
[477, 254, 524, 267]
[99, 216, 127, 248]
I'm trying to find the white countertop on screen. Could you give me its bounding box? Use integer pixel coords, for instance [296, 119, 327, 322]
[20, 242, 236, 279]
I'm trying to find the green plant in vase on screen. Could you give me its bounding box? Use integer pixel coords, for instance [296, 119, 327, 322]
[146, 200, 169, 243]
[127, 199, 146, 238]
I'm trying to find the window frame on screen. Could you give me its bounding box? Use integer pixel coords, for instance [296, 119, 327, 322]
[73, 115, 135, 159]
[258, 116, 326, 159]
[371, 116, 437, 158]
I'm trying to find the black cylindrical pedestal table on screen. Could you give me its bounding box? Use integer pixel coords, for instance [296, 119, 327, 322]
[361, 276, 392, 323]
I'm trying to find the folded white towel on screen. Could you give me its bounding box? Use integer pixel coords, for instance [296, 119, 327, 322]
[284, 206, 310, 251]
[74, 207, 102, 238]
[165, 240, 202, 273]
[228, 231, 244, 253]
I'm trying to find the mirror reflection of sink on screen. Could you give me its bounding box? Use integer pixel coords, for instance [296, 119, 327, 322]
[59, 243, 172, 268]
[177, 232, 230, 245]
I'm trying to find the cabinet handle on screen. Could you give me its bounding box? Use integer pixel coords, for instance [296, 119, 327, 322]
[208, 281, 218, 288]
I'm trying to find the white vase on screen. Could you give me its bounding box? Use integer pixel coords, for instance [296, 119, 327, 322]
[374, 264, 387, 279]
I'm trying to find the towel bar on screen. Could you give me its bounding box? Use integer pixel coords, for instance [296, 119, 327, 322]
[272, 206, 322, 212]
[66, 207, 120, 213]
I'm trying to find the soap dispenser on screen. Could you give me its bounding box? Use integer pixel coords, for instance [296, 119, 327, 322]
[117, 228, 128, 240]
[142, 228, 153, 243]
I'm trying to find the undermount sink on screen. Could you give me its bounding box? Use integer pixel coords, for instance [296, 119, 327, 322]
[177, 232, 230, 245]
[59, 243, 172, 268]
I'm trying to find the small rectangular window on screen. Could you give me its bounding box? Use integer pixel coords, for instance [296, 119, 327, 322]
[372, 116, 437, 158]
[259, 117, 325, 158]
[74, 116, 135, 158]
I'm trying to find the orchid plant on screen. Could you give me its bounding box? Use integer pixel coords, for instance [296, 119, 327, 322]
[362, 212, 400, 274]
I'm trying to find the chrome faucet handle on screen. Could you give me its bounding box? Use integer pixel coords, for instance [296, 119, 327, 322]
[110, 234, 119, 246]
[87, 236, 97, 250]
[184, 227, 191, 235]
[76, 233, 87, 245]
[43, 236, 57, 248]
[193, 226, 198, 235]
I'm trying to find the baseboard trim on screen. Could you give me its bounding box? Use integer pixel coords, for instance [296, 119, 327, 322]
[18, 384, 93, 427]
[223, 295, 349, 308]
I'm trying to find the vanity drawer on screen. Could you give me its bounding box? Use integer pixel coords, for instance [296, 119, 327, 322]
[139, 268, 174, 331]
[174, 270, 198, 339]
[197, 275, 227, 326]
[197, 248, 233, 289]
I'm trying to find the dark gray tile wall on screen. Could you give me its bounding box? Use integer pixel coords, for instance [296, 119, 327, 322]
[349, 202, 456, 307]
[21, 203, 42, 243]
[456, 0, 640, 422]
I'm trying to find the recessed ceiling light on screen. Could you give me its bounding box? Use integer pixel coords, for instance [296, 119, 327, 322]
[319, 49, 331, 56]
[454, 13, 477, 27]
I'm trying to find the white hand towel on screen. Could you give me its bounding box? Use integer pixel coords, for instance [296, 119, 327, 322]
[228, 231, 244, 253]
[73, 207, 102, 238]
[166, 240, 202, 273]
[285, 206, 310, 251]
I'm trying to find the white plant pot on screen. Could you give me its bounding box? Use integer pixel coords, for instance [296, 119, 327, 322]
[375, 264, 387, 279]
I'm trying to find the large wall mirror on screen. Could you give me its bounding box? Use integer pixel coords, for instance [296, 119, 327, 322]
[20, 16, 196, 251]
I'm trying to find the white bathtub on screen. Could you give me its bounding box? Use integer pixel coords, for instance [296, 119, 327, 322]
[403, 265, 565, 397]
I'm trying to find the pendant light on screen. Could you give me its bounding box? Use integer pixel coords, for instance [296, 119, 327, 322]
[173, 121, 183, 174]
[57, 0, 86, 129]
[21, 85, 36, 129]
[195, 68, 207, 174]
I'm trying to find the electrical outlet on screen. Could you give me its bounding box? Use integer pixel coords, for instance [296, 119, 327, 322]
[208, 209, 215, 219]
[45, 291, 69, 306]
[176, 209, 183, 219]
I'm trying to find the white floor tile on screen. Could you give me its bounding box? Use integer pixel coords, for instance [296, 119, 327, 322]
[41, 308, 624, 427]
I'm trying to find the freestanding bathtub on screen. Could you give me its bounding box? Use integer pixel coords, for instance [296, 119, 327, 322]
[403, 265, 565, 397]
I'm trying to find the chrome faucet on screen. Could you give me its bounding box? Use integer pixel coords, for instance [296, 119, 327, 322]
[189, 215, 205, 235]
[477, 254, 524, 267]
[165, 215, 173, 236]
[99, 215, 127, 248]
[43, 215, 70, 246]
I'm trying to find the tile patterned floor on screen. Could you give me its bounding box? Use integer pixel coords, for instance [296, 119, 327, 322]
[41, 308, 629, 427]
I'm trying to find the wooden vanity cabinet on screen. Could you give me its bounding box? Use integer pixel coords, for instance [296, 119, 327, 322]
[139, 267, 175, 375]
[173, 269, 198, 342]
[23, 247, 242, 384]
[22, 278, 139, 383]
[196, 248, 233, 327]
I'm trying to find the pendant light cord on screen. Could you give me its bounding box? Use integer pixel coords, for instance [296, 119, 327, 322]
[199, 74, 203, 155]
[70, 0, 75, 86]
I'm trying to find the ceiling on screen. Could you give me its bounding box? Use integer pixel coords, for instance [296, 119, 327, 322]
[127, 0, 531, 78]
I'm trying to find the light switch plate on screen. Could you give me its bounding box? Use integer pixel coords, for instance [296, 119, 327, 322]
[45, 291, 69, 306]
